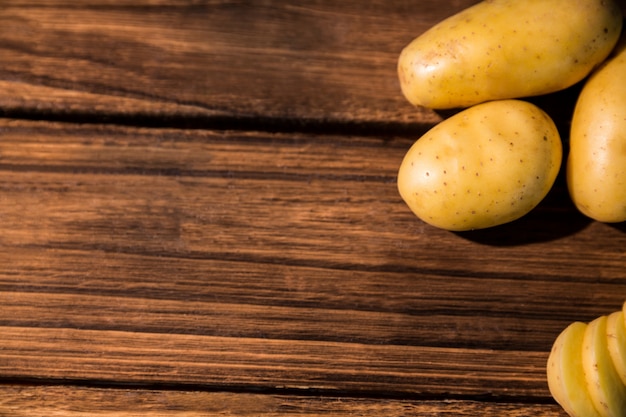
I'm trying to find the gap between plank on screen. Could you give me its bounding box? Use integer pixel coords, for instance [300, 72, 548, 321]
[0, 376, 557, 406]
[0, 108, 434, 139]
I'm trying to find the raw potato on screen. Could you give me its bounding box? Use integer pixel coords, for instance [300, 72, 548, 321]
[547, 321, 602, 417]
[567, 35, 626, 222]
[582, 316, 626, 417]
[547, 304, 626, 416]
[606, 311, 626, 386]
[398, 0, 623, 109]
[396, 100, 562, 231]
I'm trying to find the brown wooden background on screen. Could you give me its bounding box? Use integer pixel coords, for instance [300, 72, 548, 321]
[1, 1, 625, 415]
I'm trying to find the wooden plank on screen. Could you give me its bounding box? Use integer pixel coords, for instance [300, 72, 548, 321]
[0, 385, 565, 417]
[0, 326, 549, 397]
[0, 1, 481, 126]
[1, 247, 623, 352]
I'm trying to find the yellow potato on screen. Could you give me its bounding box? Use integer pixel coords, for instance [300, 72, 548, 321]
[397, 99, 562, 231]
[606, 311, 626, 386]
[582, 315, 626, 417]
[567, 35, 626, 223]
[547, 321, 602, 417]
[398, 0, 622, 109]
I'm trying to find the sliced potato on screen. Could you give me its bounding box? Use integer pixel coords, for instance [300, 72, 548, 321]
[582, 316, 626, 417]
[606, 311, 626, 386]
[547, 321, 602, 417]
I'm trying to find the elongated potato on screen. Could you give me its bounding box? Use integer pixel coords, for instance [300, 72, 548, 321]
[567, 35, 626, 223]
[547, 321, 602, 417]
[397, 100, 561, 231]
[398, 0, 622, 109]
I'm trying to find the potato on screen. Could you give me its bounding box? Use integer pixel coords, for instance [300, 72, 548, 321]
[582, 315, 626, 417]
[548, 305, 626, 416]
[398, 0, 623, 109]
[397, 99, 562, 231]
[547, 321, 602, 417]
[566, 35, 626, 223]
[606, 311, 626, 386]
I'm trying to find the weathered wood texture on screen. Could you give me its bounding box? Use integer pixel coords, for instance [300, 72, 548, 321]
[0, 0, 460, 127]
[1, 1, 626, 415]
[0, 385, 565, 417]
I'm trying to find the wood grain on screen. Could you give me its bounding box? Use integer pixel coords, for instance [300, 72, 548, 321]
[2, 245, 621, 351]
[1, 1, 625, 415]
[0, 0, 468, 128]
[0, 385, 565, 417]
[1, 325, 550, 396]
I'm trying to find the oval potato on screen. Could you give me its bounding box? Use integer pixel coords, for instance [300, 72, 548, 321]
[398, 0, 623, 109]
[397, 100, 562, 231]
[567, 35, 626, 223]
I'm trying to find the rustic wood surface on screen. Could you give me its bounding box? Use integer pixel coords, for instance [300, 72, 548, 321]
[1, 1, 626, 415]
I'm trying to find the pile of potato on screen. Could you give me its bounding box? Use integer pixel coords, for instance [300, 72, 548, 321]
[396, 0, 625, 231]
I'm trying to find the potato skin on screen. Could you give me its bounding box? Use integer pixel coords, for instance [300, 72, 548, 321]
[567, 35, 626, 223]
[398, 0, 623, 109]
[397, 100, 562, 231]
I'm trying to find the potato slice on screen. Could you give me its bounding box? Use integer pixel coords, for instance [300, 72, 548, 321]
[606, 311, 626, 386]
[583, 315, 626, 417]
[547, 321, 601, 417]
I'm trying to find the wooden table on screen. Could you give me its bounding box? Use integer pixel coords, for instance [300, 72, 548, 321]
[1, 1, 625, 415]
